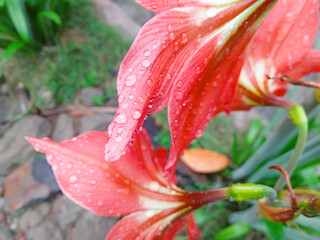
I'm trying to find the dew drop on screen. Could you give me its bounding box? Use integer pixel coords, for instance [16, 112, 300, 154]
[133, 110, 142, 119]
[117, 188, 130, 195]
[108, 209, 114, 214]
[303, 35, 310, 46]
[181, 33, 188, 44]
[115, 136, 122, 142]
[169, 32, 175, 41]
[69, 176, 78, 183]
[144, 50, 150, 57]
[118, 95, 124, 103]
[115, 114, 127, 124]
[122, 103, 129, 109]
[125, 75, 137, 87]
[97, 200, 103, 206]
[142, 60, 150, 68]
[149, 181, 160, 192]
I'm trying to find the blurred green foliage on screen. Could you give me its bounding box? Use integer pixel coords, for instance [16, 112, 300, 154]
[0, 0, 72, 61]
[1, 0, 131, 104]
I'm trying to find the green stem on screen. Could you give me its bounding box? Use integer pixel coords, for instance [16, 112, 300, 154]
[274, 105, 308, 191]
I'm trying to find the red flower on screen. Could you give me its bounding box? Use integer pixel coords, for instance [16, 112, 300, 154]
[105, 0, 279, 180]
[221, 0, 320, 112]
[26, 129, 229, 239]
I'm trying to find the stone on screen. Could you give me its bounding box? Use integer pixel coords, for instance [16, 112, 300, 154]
[37, 85, 56, 109]
[79, 113, 114, 134]
[51, 195, 84, 229]
[24, 220, 63, 240]
[51, 114, 75, 142]
[0, 115, 52, 175]
[80, 87, 104, 106]
[0, 96, 20, 130]
[3, 161, 48, 212]
[3, 157, 59, 212]
[19, 203, 64, 240]
[32, 157, 60, 193]
[19, 202, 51, 230]
[70, 211, 116, 240]
[114, 0, 154, 25]
[93, 0, 142, 39]
[0, 226, 12, 240]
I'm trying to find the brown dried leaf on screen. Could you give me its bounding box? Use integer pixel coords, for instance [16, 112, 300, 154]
[181, 149, 230, 174]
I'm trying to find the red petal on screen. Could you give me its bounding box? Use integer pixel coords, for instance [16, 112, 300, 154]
[105, 206, 194, 240]
[26, 130, 183, 216]
[251, 0, 319, 74]
[166, 0, 277, 179]
[187, 214, 201, 239]
[135, 0, 213, 13]
[286, 49, 320, 79]
[105, 1, 263, 162]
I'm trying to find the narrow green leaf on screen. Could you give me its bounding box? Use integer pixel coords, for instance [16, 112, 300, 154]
[0, 23, 19, 39]
[2, 40, 25, 61]
[0, 0, 4, 7]
[215, 222, 251, 240]
[39, 11, 62, 25]
[264, 219, 285, 240]
[253, 221, 320, 240]
[4, 0, 33, 42]
[248, 136, 320, 183]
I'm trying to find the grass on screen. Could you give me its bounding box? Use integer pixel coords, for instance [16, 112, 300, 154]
[0, 0, 131, 104]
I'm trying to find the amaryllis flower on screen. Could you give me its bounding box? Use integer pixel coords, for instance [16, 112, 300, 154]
[26, 129, 276, 239]
[218, 0, 320, 112]
[105, 0, 279, 180]
[25, 129, 223, 239]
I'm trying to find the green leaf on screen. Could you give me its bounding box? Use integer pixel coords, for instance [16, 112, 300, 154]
[38, 11, 62, 25]
[214, 222, 251, 240]
[264, 219, 285, 240]
[0, 23, 19, 39]
[4, 0, 33, 42]
[0, 0, 4, 7]
[253, 220, 320, 240]
[2, 40, 25, 61]
[244, 119, 263, 147]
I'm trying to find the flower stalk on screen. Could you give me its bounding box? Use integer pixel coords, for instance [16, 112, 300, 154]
[274, 105, 308, 191]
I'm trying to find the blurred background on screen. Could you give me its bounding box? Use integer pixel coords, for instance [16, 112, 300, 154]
[0, 0, 319, 239]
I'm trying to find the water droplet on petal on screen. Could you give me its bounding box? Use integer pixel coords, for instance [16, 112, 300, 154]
[125, 75, 137, 86]
[118, 95, 124, 103]
[115, 114, 127, 124]
[169, 32, 175, 41]
[144, 50, 150, 57]
[142, 60, 150, 68]
[122, 103, 129, 109]
[69, 176, 78, 183]
[108, 209, 114, 214]
[303, 35, 310, 46]
[149, 181, 160, 192]
[133, 110, 142, 119]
